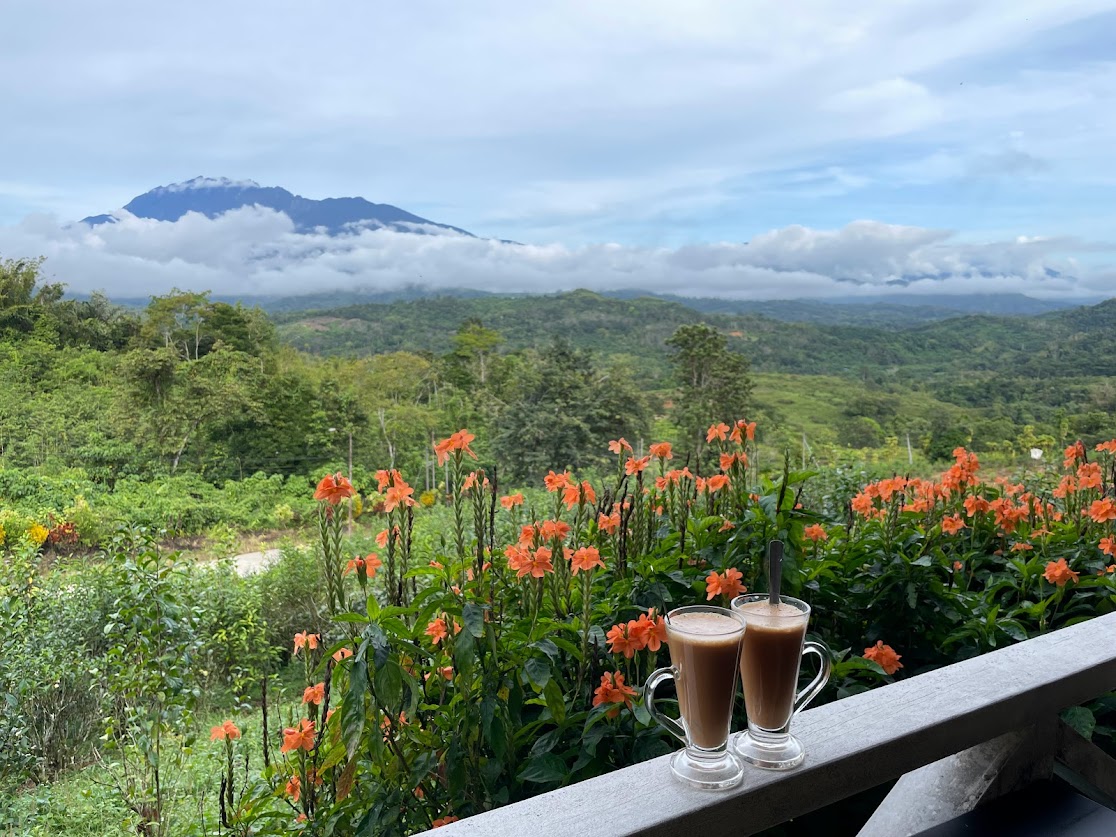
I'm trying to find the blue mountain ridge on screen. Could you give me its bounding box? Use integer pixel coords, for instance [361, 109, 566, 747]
[81, 176, 475, 237]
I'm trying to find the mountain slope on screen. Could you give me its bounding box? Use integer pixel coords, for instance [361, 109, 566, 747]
[81, 176, 474, 236]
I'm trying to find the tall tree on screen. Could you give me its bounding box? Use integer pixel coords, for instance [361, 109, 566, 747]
[666, 324, 753, 460]
[494, 340, 649, 481]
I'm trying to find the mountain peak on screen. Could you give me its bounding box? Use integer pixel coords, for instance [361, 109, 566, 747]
[154, 176, 264, 193]
[81, 178, 474, 237]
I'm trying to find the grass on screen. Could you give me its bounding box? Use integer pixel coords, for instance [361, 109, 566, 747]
[1, 671, 306, 837]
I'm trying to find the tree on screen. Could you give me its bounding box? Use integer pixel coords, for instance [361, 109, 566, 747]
[494, 340, 649, 481]
[666, 324, 753, 459]
[449, 319, 504, 387]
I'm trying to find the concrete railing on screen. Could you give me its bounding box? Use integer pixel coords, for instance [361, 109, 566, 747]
[422, 611, 1116, 836]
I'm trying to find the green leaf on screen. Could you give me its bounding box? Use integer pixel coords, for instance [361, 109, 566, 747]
[342, 661, 367, 758]
[543, 678, 567, 724]
[374, 660, 404, 710]
[529, 727, 561, 757]
[518, 753, 567, 784]
[1062, 706, 1096, 741]
[524, 656, 551, 690]
[454, 628, 475, 678]
[463, 602, 485, 638]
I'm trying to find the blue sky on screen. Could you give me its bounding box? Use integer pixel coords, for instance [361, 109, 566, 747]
[1, 1, 1114, 299]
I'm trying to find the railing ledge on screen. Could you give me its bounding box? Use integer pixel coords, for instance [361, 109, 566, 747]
[423, 611, 1116, 837]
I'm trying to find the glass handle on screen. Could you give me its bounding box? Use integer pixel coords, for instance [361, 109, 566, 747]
[644, 665, 687, 745]
[793, 640, 831, 717]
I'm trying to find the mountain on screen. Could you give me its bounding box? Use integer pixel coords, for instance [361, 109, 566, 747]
[81, 176, 475, 236]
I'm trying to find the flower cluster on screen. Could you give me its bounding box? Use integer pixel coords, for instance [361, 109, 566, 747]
[605, 609, 667, 658]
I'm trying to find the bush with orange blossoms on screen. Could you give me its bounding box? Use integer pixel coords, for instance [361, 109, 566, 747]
[195, 427, 1116, 834]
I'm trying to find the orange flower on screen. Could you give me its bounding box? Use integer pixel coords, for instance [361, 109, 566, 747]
[941, 515, 966, 535]
[433, 437, 454, 466]
[1088, 498, 1116, 523]
[649, 442, 673, 460]
[706, 474, 729, 493]
[1044, 558, 1079, 587]
[863, 641, 903, 675]
[705, 567, 745, 600]
[544, 470, 572, 492]
[286, 774, 301, 802]
[706, 422, 730, 443]
[803, 524, 828, 542]
[1099, 537, 1116, 557]
[432, 815, 460, 828]
[1095, 439, 1116, 454]
[1077, 463, 1102, 490]
[719, 519, 735, 532]
[597, 510, 621, 534]
[210, 720, 241, 741]
[539, 519, 571, 542]
[376, 528, 390, 547]
[303, 682, 325, 706]
[425, 618, 449, 645]
[518, 524, 537, 548]
[606, 624, 637, 658]
[608, 438, 633, 454]
[1064, 441, 1085, 468]
[1107, 565, 1116, 574]
[500, 493, 524, 510]
[627, 610, 667, 653]
[567, 546, 605, 575]
[1010, 542, 1033, 553]
[314, 472, 355, 505]
[624, 456, 650, 475]
[851, 492, 875, 517]
[332, 646, 353, 662]
[384, 482, 416, 512]
[280, 719, 316, 754]
[953, 560, 963, 571]
[562, 480, 597, 509]
[344, 556, 365, 576]
[523, 546, 554, 578]
[462, 472, 478, 493]
[730, 420, 756, 443]
[293, 632, 320, 655]
[592, 671, 638, 717]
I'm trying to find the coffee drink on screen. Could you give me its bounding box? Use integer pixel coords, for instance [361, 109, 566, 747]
[735, 600, 807, 731]
[667, 611, 745, 749]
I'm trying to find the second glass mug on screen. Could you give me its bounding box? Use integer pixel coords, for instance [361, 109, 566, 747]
[731, 593, 831, 770]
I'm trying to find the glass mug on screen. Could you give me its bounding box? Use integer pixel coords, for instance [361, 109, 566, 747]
[645, 605, 747, 790]
[730, 593, 831, 770]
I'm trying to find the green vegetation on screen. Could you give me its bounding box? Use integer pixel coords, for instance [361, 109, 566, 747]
[3, 255, 1116, 833]
[2, 429, 1114, 835]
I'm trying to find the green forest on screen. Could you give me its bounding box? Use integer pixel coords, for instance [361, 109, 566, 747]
[4, 253, 1116, 551]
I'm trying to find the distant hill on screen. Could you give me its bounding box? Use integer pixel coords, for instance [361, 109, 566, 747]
[255, 286, 1081, 329]
[272, 289, 1116, 385]
[81, 176, 475, 236]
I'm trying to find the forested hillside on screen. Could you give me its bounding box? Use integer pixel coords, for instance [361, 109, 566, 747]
[5, 253, 1116, 549]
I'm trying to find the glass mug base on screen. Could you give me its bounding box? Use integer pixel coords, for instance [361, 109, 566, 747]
[669, 748, 745, 790]
[733, 729, 805, 770]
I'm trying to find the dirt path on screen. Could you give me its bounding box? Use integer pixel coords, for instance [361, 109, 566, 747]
[231, 548, 283, 576]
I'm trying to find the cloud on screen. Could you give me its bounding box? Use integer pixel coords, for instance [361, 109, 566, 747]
[0, 209, 1105, 302]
